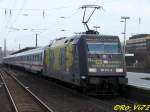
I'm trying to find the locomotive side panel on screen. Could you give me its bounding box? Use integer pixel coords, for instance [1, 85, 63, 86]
[43, 38, 81, 85]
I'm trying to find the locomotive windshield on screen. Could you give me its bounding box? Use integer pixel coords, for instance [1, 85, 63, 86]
[87, 42, 121, 54]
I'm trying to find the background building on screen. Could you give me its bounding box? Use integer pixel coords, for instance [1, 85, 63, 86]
[0, 46, 15, 64]
[126, 34, 150, 68]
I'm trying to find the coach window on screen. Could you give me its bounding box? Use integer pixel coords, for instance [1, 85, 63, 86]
[35, 55, 36, 61]
[30, 55, 32, 61]
[33, 55, 34, 61]
[34, 55, 35, 61]
[31, 55, 32, 61]
[35, 55, 37, 61]
[32, 55, 33, 61]
[37, 54, 39, 62]
[38, 54, 40, 61]
[39, 54, 41, 62]
[41, 53, 42, 62]
[28, 56, 29, 61]
[39, 54, 41, 61]
[31, 55, 33, 61]
[40, 54, 42, 61]
[37, 54, 39, 61]
[34, 55, 36, 61]
[36, 55, 38, 61]
[32, 55, 34, 61]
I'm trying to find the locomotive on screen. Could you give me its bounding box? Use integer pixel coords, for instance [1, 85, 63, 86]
[3, 30, 127, 94]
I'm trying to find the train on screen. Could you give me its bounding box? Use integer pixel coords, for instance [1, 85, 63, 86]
[3, 30, 128, 95]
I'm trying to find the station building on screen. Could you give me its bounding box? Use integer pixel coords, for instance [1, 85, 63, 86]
[126, 34, 150, 68]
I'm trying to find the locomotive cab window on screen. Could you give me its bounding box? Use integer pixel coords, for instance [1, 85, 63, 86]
[87, 42, 121, 54]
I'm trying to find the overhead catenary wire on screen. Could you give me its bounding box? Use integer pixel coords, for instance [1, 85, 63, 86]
[3, 0, 27, 51]
[39, 7, 81, 37]
[0, 0, 18, 50]
[1, 0, 103, 50]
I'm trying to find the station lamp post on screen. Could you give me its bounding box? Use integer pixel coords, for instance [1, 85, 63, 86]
[120, 16, 130, 55]
[30, 28, 47, 47]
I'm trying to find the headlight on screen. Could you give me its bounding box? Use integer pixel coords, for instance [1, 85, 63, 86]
[116, 68, 123, 73]
[89, 68, 97, 72]
[103, 60, 108, 64]
[81, 76, 86, 79]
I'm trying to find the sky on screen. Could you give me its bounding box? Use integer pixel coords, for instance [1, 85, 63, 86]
[0, 0, 150, 50]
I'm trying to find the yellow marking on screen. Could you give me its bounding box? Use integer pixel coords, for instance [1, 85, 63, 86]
[66, 45, 74, 72]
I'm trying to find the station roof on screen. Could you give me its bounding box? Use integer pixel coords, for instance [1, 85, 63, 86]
[129, 34, 150, 40]
[10, 47, 37, 55]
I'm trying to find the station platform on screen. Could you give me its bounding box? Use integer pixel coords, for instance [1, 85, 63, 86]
[127, 72, 150, 90]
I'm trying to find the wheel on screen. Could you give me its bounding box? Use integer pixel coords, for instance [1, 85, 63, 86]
[119, 84, 126, 96]
[81, 80, 88, 94]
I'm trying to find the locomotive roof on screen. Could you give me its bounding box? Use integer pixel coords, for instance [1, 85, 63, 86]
[50, 34, 119, 48]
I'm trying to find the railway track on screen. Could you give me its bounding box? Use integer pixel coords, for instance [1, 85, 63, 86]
[0, 72, 12, 112]
[5, 67, 141, 112]
[0, 68, 54, 112]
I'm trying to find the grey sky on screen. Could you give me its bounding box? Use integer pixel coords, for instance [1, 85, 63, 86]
[0, 0, 150, 50]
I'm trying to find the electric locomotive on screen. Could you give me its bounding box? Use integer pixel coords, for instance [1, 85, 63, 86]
[43, 30, 127, 94]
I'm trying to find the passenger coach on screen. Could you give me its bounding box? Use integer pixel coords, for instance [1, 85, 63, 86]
[3, 47, 44, 73]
